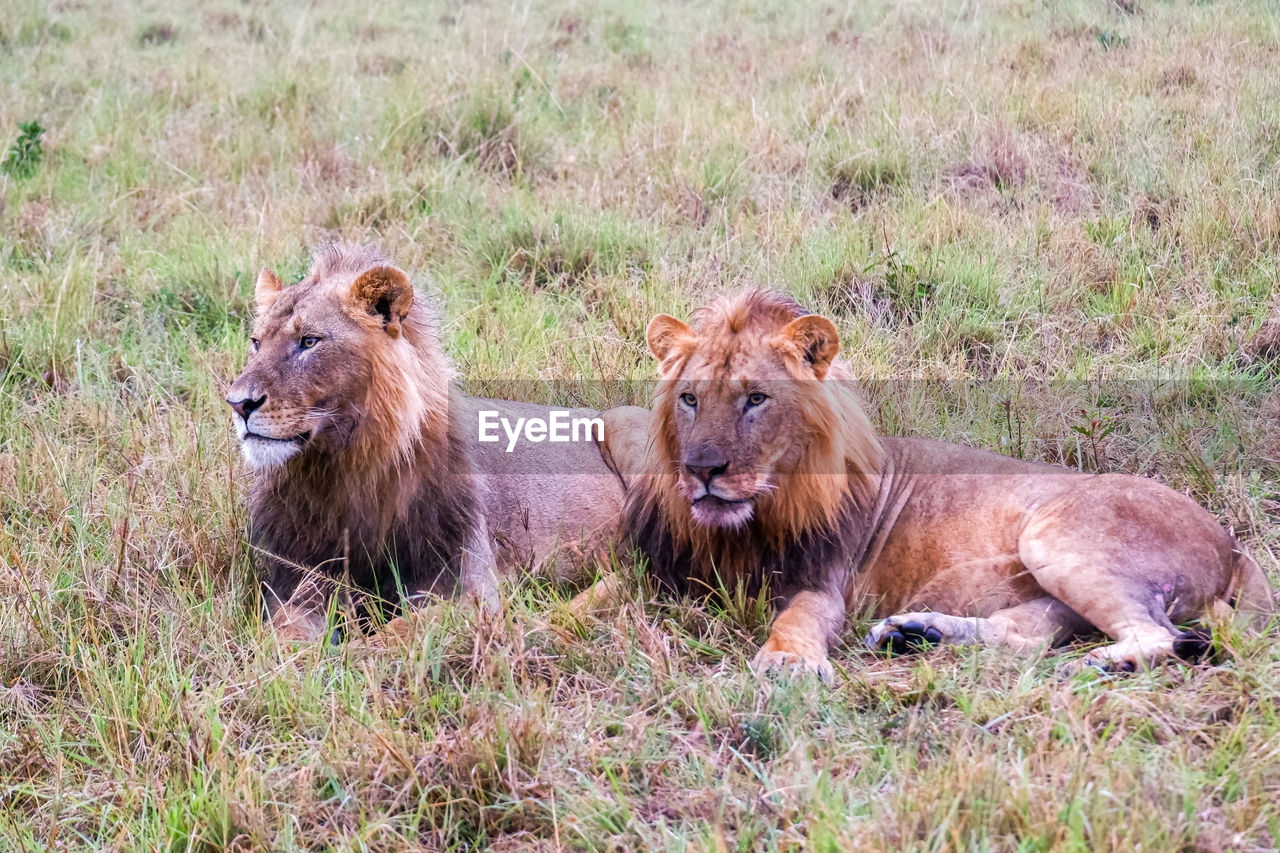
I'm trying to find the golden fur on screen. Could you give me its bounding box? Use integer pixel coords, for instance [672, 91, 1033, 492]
[636, 292, 879, 576]
[625, 290, 1274, 678]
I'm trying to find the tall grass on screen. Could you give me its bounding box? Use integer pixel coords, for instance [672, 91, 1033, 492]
[2, 0, 1279, 848]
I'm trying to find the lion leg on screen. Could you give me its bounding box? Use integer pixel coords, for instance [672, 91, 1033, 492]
[1019, 524, 1217, 672]
[865, 596, 1088, 655]
[1048, 585, 1185, 672]
[1009, 476, 1262, 672]
[375, 524, 503, 644]
[399, 523, 501, 611]
[266, 576, 333, 643]
[567, 573, 628, 617]
[458, 523, 502, 613]
[752, 589, 845, 682]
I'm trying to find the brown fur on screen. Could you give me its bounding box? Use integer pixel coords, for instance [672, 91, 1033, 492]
[625, 290, 1275, 678]
[228, 244, 647, 641]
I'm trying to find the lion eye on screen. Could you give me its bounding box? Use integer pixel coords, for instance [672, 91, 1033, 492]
[746, 392, 768, 407]
[300, 336, 319, 350]
[250, 338, 260, 352]
[680, 392, 698, 408]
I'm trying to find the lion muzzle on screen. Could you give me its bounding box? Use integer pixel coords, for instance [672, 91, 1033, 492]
[227, 391, 266, 421]
[682, 443, 729, 486]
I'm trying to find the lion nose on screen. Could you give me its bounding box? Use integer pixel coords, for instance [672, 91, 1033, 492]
[684, 445, 729, 485]
[227, 393, 266, 420]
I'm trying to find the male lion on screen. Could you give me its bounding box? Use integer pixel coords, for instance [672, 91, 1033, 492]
[624, 290, 1273, 678]
[226, 244, 646, 641]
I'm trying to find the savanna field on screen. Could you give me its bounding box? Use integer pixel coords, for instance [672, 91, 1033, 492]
[3, 0, 1280, 849]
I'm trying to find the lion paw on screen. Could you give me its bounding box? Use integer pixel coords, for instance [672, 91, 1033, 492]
[269, 609, 331, 645]
[354, 614, 419, 651]
[1172, 628, 1215, 662]
[865, 612, 972, 656]
[1071, 654, 1139, 676]
[751, 646, 834, 684]
[1076, 638, 1175, 674]
[865, 621, 942, 655]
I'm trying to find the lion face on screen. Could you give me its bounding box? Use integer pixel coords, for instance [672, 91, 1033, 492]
[646, 299, 842, 529]
[227, 257, 416, 470]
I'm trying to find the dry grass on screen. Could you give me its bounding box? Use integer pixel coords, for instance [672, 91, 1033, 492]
[2, 0, 1279, 849]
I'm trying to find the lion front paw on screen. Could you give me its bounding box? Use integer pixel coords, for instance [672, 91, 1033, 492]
[751, 645, 834, 683]
[355, 614, 420, 651]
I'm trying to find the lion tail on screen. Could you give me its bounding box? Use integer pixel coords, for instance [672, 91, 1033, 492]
[1228, 546, 1276, 630]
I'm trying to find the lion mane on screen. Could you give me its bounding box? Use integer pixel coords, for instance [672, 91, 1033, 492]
[624, 290, 882, 600]
[233, 244, 487, 625]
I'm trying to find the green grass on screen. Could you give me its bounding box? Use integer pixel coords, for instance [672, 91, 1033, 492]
[2, 0, 1279, 848]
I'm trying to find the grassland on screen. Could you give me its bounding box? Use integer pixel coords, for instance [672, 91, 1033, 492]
[2, 0, 1280, 849]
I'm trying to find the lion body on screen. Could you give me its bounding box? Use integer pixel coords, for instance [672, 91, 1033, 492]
[856, 438, 1268, 620]
[458, 395, 641, 573]
[228, 245, 642, 640]
[627, 290, 1274, 675]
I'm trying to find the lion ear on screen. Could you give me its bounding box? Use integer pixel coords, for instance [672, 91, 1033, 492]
[777, 314, 840, 379]
[255, 268, 283, 314]
[645, 312, 696, 371]
[350, 266, 414, 338]
[646, 314, 697, 373]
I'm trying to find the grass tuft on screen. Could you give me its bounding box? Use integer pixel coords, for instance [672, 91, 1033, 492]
[1, 120, 44, 180]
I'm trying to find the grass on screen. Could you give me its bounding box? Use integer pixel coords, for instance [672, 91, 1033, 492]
[2, 0, 1280, 848]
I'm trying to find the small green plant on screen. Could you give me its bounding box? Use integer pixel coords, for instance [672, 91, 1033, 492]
[2, 120, 45, 179]
[1097, 31, 1130, 51]
[1071, 408, 1117, 472]
[740, 717, 776, 758]
[860, 248, 938, 324]
[996, 395, 1025, 459]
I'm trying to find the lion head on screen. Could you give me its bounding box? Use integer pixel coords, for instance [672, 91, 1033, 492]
[227, 244, 450, 473]
[626, 290, 883, 596]
[644, 290, 882, 531]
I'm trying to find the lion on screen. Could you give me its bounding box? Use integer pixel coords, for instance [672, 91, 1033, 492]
[623, 289, 1274, 678]
[226, 244, 648, 641]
